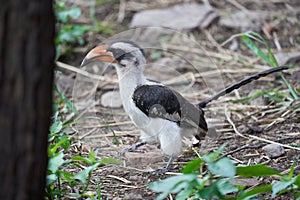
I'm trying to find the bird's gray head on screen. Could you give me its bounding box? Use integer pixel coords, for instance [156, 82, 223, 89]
[81, 40, 146, 72]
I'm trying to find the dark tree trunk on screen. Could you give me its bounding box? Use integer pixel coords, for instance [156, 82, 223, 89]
[0, 0, 55, 199]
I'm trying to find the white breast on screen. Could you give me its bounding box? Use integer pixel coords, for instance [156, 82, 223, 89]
[116, 67, 184, 156]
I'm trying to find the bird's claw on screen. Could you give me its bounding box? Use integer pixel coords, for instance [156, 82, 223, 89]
[117, 141, 147, 157]
[117, 148, 130, 157]
[150, 167, 168, 174]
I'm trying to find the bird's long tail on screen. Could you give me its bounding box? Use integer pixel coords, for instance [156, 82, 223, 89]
[198, 66, 289, 108]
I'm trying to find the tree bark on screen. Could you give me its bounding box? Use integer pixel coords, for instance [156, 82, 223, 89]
[0, 0, 55, 199]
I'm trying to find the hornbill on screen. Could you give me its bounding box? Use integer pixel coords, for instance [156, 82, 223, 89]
[81, 40, 288, 174]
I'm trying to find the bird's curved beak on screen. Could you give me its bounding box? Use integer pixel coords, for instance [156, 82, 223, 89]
[80, 45, 118, 67]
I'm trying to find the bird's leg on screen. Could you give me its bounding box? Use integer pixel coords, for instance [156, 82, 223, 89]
[118, 141, 147, 156]
[151, 155, 174, 174]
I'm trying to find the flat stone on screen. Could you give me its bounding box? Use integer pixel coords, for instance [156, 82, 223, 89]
[130, 3, 218, 30]
[124, 193, 143, 200]
[219, 10, 268, 31]
[55, 73, 74, 94]
[249, 90, 269, 106]
[123, 146, 163, 167]
[262, 143, 285, 158]
[101, 91, 122, 108]
[230, 178, 260, 186]
[274, 51, 300, 66]
[291, 70, 300, 94]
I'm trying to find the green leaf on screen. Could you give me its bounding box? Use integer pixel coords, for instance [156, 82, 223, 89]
[293, 174, 300, 187]
[237, 184, 272, 200]
[50, 121, 63, 134]
[97, 183, 101, 200]
[208, 157, 236, 178]
[99, 157, 121, 165]
[242, 34, 273, 67]
[241, 31, 298, 100]
[74, 163, 100, 184]
[48, 137, 69, 156]
[74, 158, 120, 184]
[57, 134, 70, 150]
[182, 158, 203, 174]
[237, 164, 281, 177]
[48, 152, 64, 173]
[55, 45, 61, 60]
[288, 161, 296, 180]
[197, 181, 223, 199]
[57, 25, 90, 45]
[67, 193, 82, 198]
[176, 188, 193, 200]
[202, 143, 227, 163]
[72, 155, 92, 166]
[46, 174, 58, 186]
[65, 98, 77, 114]
[60, 171, 76, 183]
[272, 177, 297, 197]
[149, 174, 198, 200]
[216, 179, 238, 195]
[56, 7, 81, 23]
[89, 150, 97, 163]
[296, 191, 300, 199]
[232, 89, 291, 104]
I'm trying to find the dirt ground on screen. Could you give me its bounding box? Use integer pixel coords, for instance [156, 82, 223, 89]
[56, 0, 300, 199]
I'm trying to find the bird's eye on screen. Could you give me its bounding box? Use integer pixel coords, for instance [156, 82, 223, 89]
[119, 59, 129, 67]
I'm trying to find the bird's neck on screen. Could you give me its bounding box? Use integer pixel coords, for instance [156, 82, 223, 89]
[116, 66, 147, 111]
[116, 66, 147, 85]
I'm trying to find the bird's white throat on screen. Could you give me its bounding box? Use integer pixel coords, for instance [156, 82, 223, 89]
[115, 64, 148, 113]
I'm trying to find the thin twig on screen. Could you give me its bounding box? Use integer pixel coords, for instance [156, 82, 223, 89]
[56, 61, 110, 81]
[224, 105, 300, 151]
[117, 0, 126, 23]
[107, 175, 131, 184]
[224, 105, 248, 138]
[248, 135, 300, 151]
[220, 136, 300, 159]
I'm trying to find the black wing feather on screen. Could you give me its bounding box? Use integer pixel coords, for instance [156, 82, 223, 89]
[133, 85, 180, 116]
[132, 85, 208, 134]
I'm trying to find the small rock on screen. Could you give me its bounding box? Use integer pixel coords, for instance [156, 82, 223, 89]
[228, 38, 239, 51]
[207, 127, 220, 138]
[55, 73, 74, 94]
[262, 144, 285, 158]
[129, 175, 143, 180]
[230, 178, 260, 186]
[107, 27, 174, 47]
[130, 3, 218, 30]
[123, 147, 163, 167]
[291, 70, 300, 94]
[219, 10, 268, 31]
[246, 124, 263, 134]
[249, 90, 269, 106]
[101, 91, 123, 108]
[254, 157, 261, 163]
[124, 193, 143, 200]
[274, 51, 300, 66]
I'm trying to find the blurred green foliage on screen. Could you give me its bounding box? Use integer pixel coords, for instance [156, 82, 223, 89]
[149, 144, 300, 199]
[54, 0, 113, 60]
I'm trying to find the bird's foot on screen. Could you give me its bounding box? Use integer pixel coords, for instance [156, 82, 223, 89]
[150, 167, 169, 174]
[150, 155, 174, 174]
[117, 141, 147, 156]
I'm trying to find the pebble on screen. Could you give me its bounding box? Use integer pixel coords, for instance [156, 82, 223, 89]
[262, 144, 285, 158]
